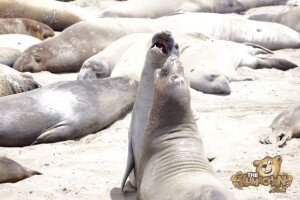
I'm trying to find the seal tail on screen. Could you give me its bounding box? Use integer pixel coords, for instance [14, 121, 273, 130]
[256, 58, 298, 71]
[30, 170, 43, 176]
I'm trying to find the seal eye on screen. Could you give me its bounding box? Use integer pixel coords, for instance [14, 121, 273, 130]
[171, 75, 180, 83]
[175, 43, 179, 50]
[34, 55, 41, 63]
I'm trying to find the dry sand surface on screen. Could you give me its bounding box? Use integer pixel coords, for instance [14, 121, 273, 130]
[0, 47, 299, 200]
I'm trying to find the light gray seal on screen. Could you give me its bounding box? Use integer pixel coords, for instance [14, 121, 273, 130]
[260, 105, 300, 147]
[137, 55, 233, 199]
[0, 47, 22, 66]
[121, 31, 179, 190]
[248, 6, 300, 33]
[0, 18, 54, 40]
[0, 77, 138, 147]
[0, 156, 42, 184]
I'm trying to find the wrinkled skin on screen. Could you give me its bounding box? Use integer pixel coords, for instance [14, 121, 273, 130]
[137, 56, 234, 199]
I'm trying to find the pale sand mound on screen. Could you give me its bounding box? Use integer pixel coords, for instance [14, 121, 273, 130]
[0, 48, 299, 199]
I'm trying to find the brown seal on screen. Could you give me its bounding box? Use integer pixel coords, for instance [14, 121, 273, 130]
[0, 18, 54, 40]
[0, 156, 42, 184]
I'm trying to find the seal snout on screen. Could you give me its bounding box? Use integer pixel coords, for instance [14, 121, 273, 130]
[151, 30, 178, 54]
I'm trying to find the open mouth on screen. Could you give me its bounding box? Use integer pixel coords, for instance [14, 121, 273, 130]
[151, 40, 167, 54]
[264, 169, 272, 174]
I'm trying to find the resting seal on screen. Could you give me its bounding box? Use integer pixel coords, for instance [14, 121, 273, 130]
[180, 40, 298, 94]
[121, 31, 179, 190]
[78, 33, 150, 80]
[0, 0, 89, 31]
[248, 6, 300, 33]
[0, 64, 40, 97]
[99, 0, 246, 18]
[0, 34, 41, 52]
[0, 77, 138, 147]
[0, 156, 42, 184]
[137, 55, 233, 199]
[0, 18, 54, 40]
[0, 47, 22, 66]
[260, 105, 300, 147]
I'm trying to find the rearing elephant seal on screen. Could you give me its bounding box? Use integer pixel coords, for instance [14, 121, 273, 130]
[0, 156, 42, 184]
[0, 18, 54, 40]
[0, 77, 138, 147]
[121, 31, 179, 190]
[137, 56, 233, 199]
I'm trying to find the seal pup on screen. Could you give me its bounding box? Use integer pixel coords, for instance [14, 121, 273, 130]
[0, 64, 40, 97]
[77, 33, 150, 80]
[121, 31, 179, 190]
[0, 18, 54, 40]
[260, 105, 300, 147]
[180, 39, 298, 94]
[0, 0, 89, 31]
[137, 55, 233, 199]
[0, 156, 42, 184]
[0, 77, 138, 147]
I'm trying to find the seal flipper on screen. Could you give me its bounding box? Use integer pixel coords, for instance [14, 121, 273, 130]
[32, 125, 73, 145]
[256, 58, 298, 71]
[121, 137, 135, 191]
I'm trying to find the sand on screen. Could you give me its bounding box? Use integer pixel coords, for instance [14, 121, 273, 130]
[0, 1, 300, 199]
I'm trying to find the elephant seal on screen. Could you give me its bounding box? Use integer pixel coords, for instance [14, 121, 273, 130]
[0, 0, 90, 31]
[180, 39, 298, 94]
[77, 33, 150, 80]
[0, 77, 138, 147]
[0, 64, 40, 97]
[137, 56, 233, 199]
[0, 18, 54, 40]
[0, 47, 22, 66]
[248, 6, 300, 33]
[13, 19, 158, 73]
[99, 0, 247, 18]
[260, 105, 300, 147]
[0, 156, 42, 184]
[0, 34, 42, 52]
[155, 13, 300, 50]
[238, 0, 288, 10]
[121, 31, 179, 190]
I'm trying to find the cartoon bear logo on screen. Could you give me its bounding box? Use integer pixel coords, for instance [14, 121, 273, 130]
[253, 155, 282, 178]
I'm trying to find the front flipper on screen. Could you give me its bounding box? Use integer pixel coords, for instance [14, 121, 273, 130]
[259, 130, 292, 147]
[121, 137, 135, 191]
[32, 125, 73, 145]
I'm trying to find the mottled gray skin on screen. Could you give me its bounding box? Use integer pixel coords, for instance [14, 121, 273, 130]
[99, 0, 247, 18]
[0, 64, 40, 97]
[13, 19, 158, 73]
[0, 77, 138, 147]
[248, 6, 300, 33]
[260, 105, 300, 147]
[0, 18, 54, 40]
[138, 56, 233, 200]
[0, 157, 42, 184]
[0, 0, 87, 31]
[121, 31, 179, 190]
[77, 33, 149, 80]
[180, 40, 298, 95]
[0, 47, 22, 66]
